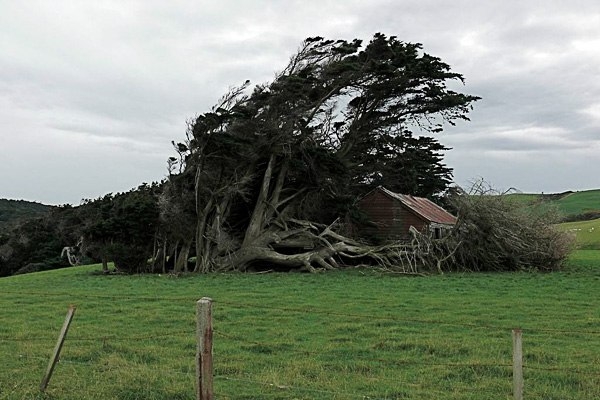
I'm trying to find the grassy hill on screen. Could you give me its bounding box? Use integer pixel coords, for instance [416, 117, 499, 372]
[0, 198, 52, 230]
[507, 189, 600, 220]
[505, 189, 600, 249]
[556, 190, 600, 216]
[557, 218, 600, 250]
[0, 251, 598, 399]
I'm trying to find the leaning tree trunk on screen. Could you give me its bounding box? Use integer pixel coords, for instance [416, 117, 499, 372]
[174, 239, 192, 273]
[243, 154, 276, 246]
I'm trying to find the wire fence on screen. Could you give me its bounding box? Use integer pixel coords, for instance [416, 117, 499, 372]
[0, 290, 598, 399]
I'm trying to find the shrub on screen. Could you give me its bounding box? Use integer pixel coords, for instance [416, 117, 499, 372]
[445, 184, 574, 272]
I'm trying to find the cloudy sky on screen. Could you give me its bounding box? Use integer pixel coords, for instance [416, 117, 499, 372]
[1, 0, 599, 205]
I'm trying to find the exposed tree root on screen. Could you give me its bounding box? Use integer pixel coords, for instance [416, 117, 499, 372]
[205, 218, 454, 274]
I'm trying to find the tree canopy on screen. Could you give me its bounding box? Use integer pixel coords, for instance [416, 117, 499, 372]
[1, 34, 574, 276]
[160, 33, 480, 273]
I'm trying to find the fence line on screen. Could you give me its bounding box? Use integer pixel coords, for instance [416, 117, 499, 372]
[3, 322, 599, 383]
[217, 364, 514, 398]
[214, 328, 512, 368]
[0, 351, 518, 398]
[215, 301, 600, 335]
[1, 290, 598, 335]
[3, 303, 600, 398]
[14, 352, 196, 376]
[9, 338, 409, 399]
[524, 364, 600, 377]
[214, 328, 600, 377]
[13, 336, 597, 380]
[0, 329, 196, 342]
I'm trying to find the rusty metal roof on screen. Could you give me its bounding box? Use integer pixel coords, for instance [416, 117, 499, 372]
[377, 186, 457, 225]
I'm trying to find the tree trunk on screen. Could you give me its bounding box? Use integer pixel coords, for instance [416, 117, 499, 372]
[243, 154, 276, 246]
[152, 240, 166, 274]
[162, 239, 167, 273]
[195, 197, 214, 273]
[174, 240, 191, 273]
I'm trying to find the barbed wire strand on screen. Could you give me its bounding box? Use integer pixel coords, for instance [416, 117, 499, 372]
[0, 329, 196, 343]
[213, 355, 513, 395]
[10, 333, 599, 380]
[213, 330, 599, 382]
[214, 299, 600, 335]
[1, 290, 598, 335]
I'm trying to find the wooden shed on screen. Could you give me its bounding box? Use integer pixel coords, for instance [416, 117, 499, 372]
[358, 186, 457, 241]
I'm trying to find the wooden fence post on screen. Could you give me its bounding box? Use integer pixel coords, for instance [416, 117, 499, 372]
[40, 305, 76, 392]
[512, 328, 523, 400]
[196, 297, 214, 400]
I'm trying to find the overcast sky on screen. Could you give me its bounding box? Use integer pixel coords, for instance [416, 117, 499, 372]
[1, 0, 599, 205]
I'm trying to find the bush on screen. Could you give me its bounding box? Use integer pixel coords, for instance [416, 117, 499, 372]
[561, 211, 600, 223]
[13, 257, 68, 275]
[14, 262, 49, 275]
[445, 184, 574, 272]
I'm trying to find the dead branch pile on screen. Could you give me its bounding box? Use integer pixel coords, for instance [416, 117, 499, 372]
[442, 185, 574, 272]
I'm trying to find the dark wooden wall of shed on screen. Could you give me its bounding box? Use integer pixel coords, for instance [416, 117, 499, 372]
[358, 190, 427, 240]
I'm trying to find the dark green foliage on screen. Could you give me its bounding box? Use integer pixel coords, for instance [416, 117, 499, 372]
[562, 211, 600, 222]
[106, 243, 149, 273]
[347, 132, 453, 199]
[0, 184, 162, 276]
[164, 33, 479, 272]
[79, 183, 162, 273]
[0, 199, 52, 231]
[0, 207, 74, 276]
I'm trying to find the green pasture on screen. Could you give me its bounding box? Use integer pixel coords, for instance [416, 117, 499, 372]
[556, 190, 600, 216]
[558, 218, 600, 250]
[506, 193, 542, 206]
[508, 189, 600, 218]
[0, 252, 599, 399]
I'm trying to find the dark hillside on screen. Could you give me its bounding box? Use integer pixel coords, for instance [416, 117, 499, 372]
[0, 201, 73, 277]
[0, 199, 53, 230]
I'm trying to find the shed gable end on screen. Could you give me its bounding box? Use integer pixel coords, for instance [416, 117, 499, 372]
[357, 186, 456, 241]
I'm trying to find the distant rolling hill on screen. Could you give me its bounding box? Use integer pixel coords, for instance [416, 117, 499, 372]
[506, 189, 600, 250]
[0, 199, 53, 230]
[507, 189, 600, 221]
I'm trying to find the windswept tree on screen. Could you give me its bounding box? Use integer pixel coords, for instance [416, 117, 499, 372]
[165, 34, 479, 272]
[158, 159, 196, 273]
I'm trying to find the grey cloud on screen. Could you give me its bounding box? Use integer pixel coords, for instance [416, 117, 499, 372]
[445, 125, 587, 152]
[1, 0, 600, 203]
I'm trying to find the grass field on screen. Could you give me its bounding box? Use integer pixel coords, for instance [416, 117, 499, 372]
[555, 190, 600, 216]
[508, 189, 600, 217]
[558, 218, 600, 250]
[1, 251, 599, 400]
